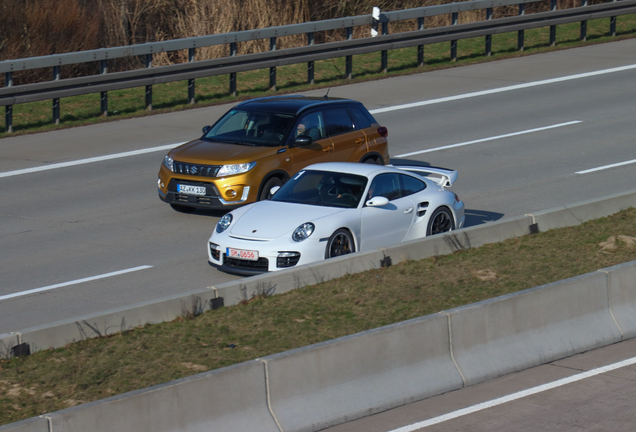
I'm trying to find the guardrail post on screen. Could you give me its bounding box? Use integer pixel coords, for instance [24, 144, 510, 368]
[269, 37, 277, 91]
[100, 60, 108, 117]
[518, 3, 525, 51]
[417, 16, 425, 66]
[610, 0, 617, 36]
[307, 32, 314, 84]
[145, 54, 153, 110]
[230, 42, 237, 96]
[52, 66, 60, 125]
[345, 27, 353, 79]
[550, 0, 557, 46]
[450, 12, 458, 61]
[485, 7, 493, 56]
[4, 72, 12, 133]
[188, 48, 195, 104]
[381, 20, 388, 73]
[581, 0, 588, 41]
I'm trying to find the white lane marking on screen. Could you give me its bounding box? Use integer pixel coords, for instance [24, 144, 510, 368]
[369, 64, 636, 115]
[0, 265, 153, 302]
[4, 63, 635, 179]
[386, 355, 636, 432]
[0, 143, 184, 179]
[576, 158, 636, 174]
[394, 121, 582, 158]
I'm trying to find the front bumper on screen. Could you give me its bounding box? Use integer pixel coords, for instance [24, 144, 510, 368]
[207, 235, 325, 275]
[158, 165, 254, 210]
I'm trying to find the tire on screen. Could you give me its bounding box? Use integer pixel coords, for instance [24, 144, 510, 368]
[170, 203, 196, 213]
[259, 177, 283, 201]
[325, 229, 355, 259]
[427, 207, 455, 236]
[362, 155, 383, 165]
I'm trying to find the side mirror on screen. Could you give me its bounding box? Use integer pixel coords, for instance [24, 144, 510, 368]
[269, 185, 281, 197]
[202, 125, 211, 134]
[293, 135, 312, 147]
[366, 196, 389, 207]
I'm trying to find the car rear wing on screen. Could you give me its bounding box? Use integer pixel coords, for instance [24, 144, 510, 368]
[392, 165, 458, 188]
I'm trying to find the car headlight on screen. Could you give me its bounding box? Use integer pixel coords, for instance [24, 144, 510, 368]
[163, 155, 174, 172]
[292, 222, 315, 242]
[217, 162, 257, 177]
[216, 214, 233, 233]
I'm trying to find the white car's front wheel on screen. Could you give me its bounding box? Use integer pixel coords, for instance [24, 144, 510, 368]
[325, 229, 355, 259]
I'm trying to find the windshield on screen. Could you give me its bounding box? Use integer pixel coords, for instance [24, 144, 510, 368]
[203, 109, 295, 146]
[272, 170, 368, 209]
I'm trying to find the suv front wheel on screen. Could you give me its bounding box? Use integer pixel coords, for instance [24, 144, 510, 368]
[259, 177, 284, 201]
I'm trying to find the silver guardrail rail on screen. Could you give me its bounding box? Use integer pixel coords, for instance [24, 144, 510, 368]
[1, 0, 635, 132]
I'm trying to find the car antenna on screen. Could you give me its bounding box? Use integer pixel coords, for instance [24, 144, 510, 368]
[323, 88, 331, 99]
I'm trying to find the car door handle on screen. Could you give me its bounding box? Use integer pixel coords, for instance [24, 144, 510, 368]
[355, 138, 365, 144]
[404, 208, 413, 214]
[323, 146, 333, 152]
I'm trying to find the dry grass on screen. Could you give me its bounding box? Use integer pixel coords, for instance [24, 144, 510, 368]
[1, 208, 636, 425]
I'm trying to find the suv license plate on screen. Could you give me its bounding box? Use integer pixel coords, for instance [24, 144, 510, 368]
[177, 184, 206, 196]
[227, 247, 259, 261]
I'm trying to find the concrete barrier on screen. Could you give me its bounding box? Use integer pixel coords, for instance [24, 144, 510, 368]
[16, 289, 219, 353]
[0, 333, 19, 359]
[215, 249, 385, 307]
[0, 418, 49, 432]
[382, 215, 532, 265]
[602, 261, 636, 339]
[447, 272, 623, 386]
[43, 361, 279, 432]
[263, 313, 464, 432]
[529, 189, 636, 232]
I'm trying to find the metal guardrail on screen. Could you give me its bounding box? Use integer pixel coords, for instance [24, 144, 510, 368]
[1, 0, 634, 133]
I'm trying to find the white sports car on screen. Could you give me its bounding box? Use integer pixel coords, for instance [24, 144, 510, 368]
[208, 162, 465, 275]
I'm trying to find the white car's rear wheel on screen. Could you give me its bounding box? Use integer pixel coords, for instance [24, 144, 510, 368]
[325, 229, 355, 259]
[427, 207, 454, 235]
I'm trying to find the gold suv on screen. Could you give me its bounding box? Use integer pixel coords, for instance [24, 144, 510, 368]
[158, 96, 389, 212]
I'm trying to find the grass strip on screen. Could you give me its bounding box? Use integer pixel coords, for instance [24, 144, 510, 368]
[2, 16, 636, 136]
[1, 207, 636, 425]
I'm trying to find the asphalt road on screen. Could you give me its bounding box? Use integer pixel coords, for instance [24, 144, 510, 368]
[323, 338, 636, 432]
[1, 39, 636, 333]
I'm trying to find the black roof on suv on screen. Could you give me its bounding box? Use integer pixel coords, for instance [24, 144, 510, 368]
[234, 96, 360, 115]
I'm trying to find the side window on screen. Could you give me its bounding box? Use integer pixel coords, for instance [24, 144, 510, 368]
[348, 107, 372, 130]
[367, 174, 401, 201]
[400, 174, 426, 197]
[296, 111, 326, 141]
[324, 108, 355, 137]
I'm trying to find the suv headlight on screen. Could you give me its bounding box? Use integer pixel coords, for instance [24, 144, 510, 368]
[216, 214, 233, 234]
[217, 162, 257, 177]
[292, 222, 314, 242]
[163, 155, 174, 172]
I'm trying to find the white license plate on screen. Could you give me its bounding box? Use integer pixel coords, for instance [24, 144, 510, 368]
[226, 247, 259, 261]
[177, 184, 206, 196]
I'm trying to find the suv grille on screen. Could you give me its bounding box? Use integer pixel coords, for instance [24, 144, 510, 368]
[174, 161, 220, 177]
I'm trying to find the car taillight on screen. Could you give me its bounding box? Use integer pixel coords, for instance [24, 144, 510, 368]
[377, 126, 388, 138]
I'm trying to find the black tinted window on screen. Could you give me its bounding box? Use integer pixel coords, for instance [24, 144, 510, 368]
[348, 107, 372, 130]
[324, 108, 355, 137]
[400, 174, 426, 197]
[367, 174, 401, 201]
